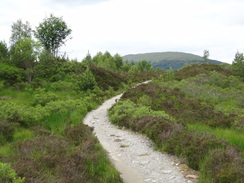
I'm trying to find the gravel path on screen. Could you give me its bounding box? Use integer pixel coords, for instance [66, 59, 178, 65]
[84, 91, 198, 183]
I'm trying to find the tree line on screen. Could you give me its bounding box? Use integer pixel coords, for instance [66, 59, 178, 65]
[0, 14, 157, 88]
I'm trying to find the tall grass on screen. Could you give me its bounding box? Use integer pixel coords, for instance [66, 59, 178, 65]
[0, 88, 33, 105]
[44, 113, 69, 135]
[187, 123, 244, 151]
[0, 144, 13, 157]
[87, 143, 123, 183]
[13, 128, 34, 141]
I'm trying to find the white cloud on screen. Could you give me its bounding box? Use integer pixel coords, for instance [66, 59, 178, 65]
[0, 0, 244, 63]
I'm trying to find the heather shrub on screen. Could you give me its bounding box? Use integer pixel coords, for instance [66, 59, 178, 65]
[175, 63, 232, 80]
[5, 126, 122, 183]
[121, 83, 233, 127]
[63, 124, 94, 146]
[199, 147, 244, 183]
[163, 130, 226, 170]
[89, 64, 127, 91]
[0, 121, 16, 144]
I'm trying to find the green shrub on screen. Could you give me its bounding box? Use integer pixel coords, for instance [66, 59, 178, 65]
[0, 63, 25, 86]
[0, 162, 25, 183]
[45, 99, 87, 115]
[32, 88, 58, 106]
[76, 68, 97, 91]
[50, 80, 78, 91]
[0, 101, 49, 126]
[109, 100, 174, 128]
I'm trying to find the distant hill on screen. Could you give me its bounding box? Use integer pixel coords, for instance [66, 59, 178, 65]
[122, 52, 223, 70]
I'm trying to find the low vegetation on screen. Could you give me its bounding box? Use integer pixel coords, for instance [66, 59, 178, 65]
[1, 14, 244, 183]
[0, 16, 160, 181]
[109, 63, 244, 183]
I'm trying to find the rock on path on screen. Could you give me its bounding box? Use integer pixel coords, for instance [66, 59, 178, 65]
[84, 93, 196, 183]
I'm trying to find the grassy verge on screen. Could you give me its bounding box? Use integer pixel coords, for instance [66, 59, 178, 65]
[187, 123, 244, 151]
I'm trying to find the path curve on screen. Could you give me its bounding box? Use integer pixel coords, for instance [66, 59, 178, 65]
[84, 85, 196, 183]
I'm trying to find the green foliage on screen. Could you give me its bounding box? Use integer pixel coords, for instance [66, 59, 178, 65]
[0, 40, 9, 60]
[232, 51, 244, 78]
[50, 80, 78, 91]
[13, 128, 34, 142]
[163, 67, 175, 81]
[121, 61, 132, 72]
[0, 162, 25, 183]
[206, 71, 242, 89]
[0, 101, 49, 126]
[10, 19, 32, 45]
[35, 14, 72, 57]
[137, 60, 152, 72]
[109, 100, 174, 127]
[90, 51, 117, 71]
[10, 38, 40, 83]
[0, 63, 24, 86]
[35, 53, 67, 81]
[32, 88, 58, 106]
[10, 37, 39, 69]
[76, 68, 97, 91]
[188, 123, 244, 151]
[114, 53, 123, 70]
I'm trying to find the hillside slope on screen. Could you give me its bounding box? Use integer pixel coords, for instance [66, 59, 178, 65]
[123, 52, 223, 70]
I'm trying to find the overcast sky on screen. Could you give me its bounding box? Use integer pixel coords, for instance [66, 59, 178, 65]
[1, 0, 244, 63]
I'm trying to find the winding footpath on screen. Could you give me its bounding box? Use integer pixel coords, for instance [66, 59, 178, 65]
[83, 84, 197, 183]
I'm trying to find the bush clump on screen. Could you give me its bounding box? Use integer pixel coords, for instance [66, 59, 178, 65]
[200, 147, 244, 183]
[0, 162, 25, 183]
[32, 88, 58, 106]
